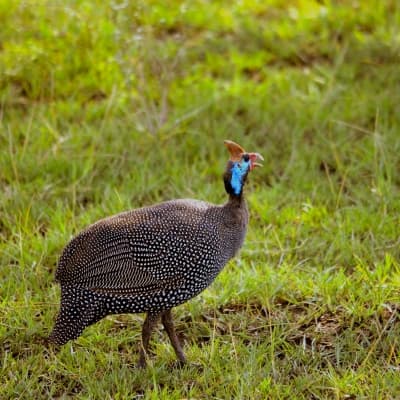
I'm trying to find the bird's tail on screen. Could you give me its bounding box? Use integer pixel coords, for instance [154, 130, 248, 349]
[48, 286, 105, 345]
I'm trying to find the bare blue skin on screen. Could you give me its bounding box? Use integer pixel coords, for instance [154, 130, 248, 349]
[230, 159, 251, 195]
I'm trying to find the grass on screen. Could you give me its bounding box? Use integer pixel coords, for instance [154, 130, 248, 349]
[1, 0, 400, 398]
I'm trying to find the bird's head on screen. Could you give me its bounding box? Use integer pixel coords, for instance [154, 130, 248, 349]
[223, 140, 263, 197]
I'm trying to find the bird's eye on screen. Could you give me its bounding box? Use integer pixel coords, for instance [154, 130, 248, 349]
[243, 154, 250, 162]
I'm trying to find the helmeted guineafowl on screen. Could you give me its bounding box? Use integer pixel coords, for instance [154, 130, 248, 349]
[49, 140, 263, 367]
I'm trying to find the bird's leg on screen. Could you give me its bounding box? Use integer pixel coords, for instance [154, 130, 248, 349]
[138, 312, 160, 368]
[161, 309, 186, 365]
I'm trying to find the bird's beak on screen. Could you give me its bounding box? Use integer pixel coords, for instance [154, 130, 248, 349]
[248, 152, 264, 171]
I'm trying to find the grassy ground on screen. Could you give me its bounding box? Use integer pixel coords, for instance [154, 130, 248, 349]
[1, 0, 400, 398]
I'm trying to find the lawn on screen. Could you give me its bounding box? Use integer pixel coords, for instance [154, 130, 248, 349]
[1, 0, 400, 398]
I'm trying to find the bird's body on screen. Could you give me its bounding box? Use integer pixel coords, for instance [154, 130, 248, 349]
[49, 140, 262, 366]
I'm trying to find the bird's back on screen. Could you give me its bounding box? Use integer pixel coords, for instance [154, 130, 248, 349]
[56, 199, 247, 298]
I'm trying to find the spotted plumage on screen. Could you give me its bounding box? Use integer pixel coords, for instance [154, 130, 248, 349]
[49, 140, 263, 366]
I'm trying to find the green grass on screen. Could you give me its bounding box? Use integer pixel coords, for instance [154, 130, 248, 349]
[1, 0, 400, 398]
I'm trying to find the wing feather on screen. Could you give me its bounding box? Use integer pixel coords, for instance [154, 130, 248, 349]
[56, 200, 217, 291]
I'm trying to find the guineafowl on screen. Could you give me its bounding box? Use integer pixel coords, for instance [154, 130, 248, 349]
[49, 140, 263, 367]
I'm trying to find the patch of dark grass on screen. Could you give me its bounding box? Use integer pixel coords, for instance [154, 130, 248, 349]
[91, 301, 400, 371]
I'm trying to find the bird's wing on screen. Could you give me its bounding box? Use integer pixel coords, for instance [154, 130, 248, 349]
[55, 202, 217, 293]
